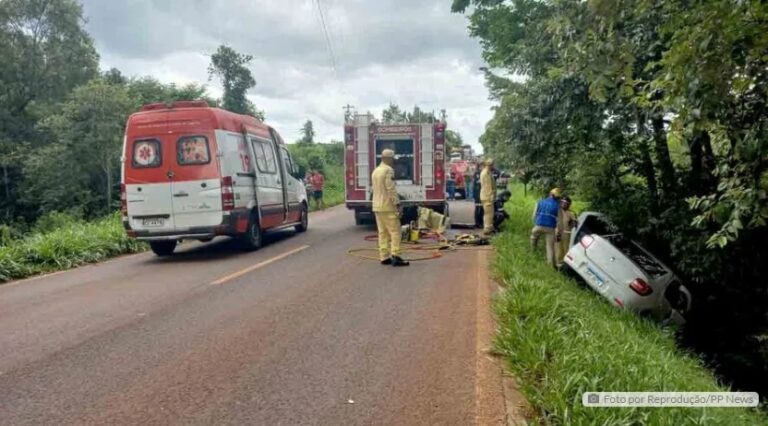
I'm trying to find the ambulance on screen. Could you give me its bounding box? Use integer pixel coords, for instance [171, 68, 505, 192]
[121, 101, 308, 256]
[344, 113, 448, 225]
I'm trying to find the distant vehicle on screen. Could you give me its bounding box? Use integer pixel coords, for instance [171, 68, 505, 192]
[448, 155, 469, 199]
[344, 113, 448, 225]
[562, 212, 692, 324]
[121, 100, 308, 256]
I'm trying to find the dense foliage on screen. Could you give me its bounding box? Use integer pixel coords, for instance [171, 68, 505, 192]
[453, 0, 768, 394]
[493, 186, 767, 425]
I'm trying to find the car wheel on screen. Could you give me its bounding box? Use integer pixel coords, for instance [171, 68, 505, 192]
[149, 241, 177, 257]
[238, 214, 263, 251]
[295, 204, 308, 233]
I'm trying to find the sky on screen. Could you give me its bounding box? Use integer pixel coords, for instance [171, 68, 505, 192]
[80, 0, 494, 150]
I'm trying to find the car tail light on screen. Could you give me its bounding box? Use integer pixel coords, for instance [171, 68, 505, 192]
[221, 176, 234, 211]
[629, 278, 653, 296]
[120, 183, 127, 215]
[580, 235, 594, 248]
[614, 298, 624, 308]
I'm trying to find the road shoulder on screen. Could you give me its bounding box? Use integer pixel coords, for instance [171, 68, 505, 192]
[475, 249, 530, 425]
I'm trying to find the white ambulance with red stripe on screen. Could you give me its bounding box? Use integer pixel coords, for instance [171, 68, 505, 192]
[121, 101, 308, 256]
[344, 113, 448, 224]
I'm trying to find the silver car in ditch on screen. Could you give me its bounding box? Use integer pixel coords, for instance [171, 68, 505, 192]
[562, 212, 692, 324]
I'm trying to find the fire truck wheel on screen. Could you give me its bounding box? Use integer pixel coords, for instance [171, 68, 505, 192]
[238, 213, 263, 251]
[149, 241, 177, 257]
[295, 204, 308, 233]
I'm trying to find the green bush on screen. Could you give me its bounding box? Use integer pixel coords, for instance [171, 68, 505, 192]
[0, 213, 146, 283]
[492, 185, 767, 425]
[32, 211, 83, 234]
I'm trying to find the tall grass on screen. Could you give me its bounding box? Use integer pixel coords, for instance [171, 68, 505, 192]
[492, 185, 767, 425]
[0, 213, 146, 283]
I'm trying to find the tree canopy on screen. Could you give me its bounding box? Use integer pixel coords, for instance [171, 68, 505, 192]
[208, 45, 264, 120]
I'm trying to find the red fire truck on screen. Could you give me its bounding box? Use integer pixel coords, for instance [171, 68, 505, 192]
[344, 113, 448, 225]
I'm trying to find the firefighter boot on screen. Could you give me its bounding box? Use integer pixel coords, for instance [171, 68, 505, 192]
[391, 256, 410, 267]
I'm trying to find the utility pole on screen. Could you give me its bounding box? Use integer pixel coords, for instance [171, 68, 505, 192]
[343, 104, 355, 123]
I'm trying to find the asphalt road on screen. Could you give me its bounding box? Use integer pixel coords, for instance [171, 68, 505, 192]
[0, 202, 509, 425]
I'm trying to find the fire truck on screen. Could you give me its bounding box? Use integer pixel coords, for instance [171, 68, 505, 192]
[344, 113, 448, 225]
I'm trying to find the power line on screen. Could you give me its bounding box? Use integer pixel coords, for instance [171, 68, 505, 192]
[314, 0, 339, 80]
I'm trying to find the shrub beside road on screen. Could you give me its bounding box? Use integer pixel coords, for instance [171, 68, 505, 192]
[0, 213, 145, 283]
[491, 188, 767, 425]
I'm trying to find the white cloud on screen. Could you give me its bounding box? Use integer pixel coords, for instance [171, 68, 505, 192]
[82, 0, 494, 150]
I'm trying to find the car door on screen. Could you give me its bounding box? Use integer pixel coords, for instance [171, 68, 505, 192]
[250, 137, 285, 228]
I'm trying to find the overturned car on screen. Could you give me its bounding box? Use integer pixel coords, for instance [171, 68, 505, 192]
[562, 212, 692, 325]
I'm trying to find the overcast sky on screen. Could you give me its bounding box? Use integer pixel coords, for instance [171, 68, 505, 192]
[80, 0, 493, 150]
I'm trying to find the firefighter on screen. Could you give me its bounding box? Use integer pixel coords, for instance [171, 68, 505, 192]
[480, 158, 497, 236]
[372, 149, 409, 267]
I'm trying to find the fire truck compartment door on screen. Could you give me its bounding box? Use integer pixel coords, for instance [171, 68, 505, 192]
[355, 125, 370, 189]
[420, 124, 434, 187]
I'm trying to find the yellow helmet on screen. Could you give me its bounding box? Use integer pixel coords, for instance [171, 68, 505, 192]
[549, 187, 562, 197]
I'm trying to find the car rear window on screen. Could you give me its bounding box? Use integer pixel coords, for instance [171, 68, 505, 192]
[132, 139, 162, 168]
[177, 135, 211, 165]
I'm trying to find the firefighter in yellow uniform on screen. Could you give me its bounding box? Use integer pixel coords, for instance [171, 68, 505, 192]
[372, 149, 409, 267]
[480, 159, 497, 236]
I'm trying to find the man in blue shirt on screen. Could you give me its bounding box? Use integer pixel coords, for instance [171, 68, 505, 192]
[531, 188, 563, 268]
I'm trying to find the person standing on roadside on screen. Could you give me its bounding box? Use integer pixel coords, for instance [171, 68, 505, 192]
[531, 188, 563, 268]
[446, 168, 456, 200]
[556, 195, 577, 267]
[464, 162, 475, 201]
[372, 149, 409, 267]
[309, 169, 325, 210]
[480, 159, 497, 236]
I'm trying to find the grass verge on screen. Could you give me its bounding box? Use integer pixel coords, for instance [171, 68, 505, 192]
[0, 213, 146, 283]
[492, 185, 767, 425]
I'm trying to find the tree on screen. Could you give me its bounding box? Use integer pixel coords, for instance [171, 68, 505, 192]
[382, 103, 406, 124]
[407, 106, 436, 123]
[298, 120, 315, 145]
[0, 0, 98, 220]
[207, 45, 264, 120]
[445, 130, 464, 153]
[29, 80, 134, 215]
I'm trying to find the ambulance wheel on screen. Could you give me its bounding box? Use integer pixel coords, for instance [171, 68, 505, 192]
[354, 210, 364, 226]
[150, 241, 177, 257]
[239, 214, 263, 251]
[295, 204, 308, 233]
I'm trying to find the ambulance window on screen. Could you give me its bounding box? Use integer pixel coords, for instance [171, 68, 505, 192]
[132, 139, 161, 168]
[263, 142, 278, 173]
[177, 135, 211, 165]
[252, 139, 276, 174]
[280, 147, 294, 174]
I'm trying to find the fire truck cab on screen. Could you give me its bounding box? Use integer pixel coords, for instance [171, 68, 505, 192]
[344, 113, 448, 225]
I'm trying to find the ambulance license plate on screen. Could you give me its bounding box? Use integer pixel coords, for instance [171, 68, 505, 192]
[142, 218, 165, 227]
